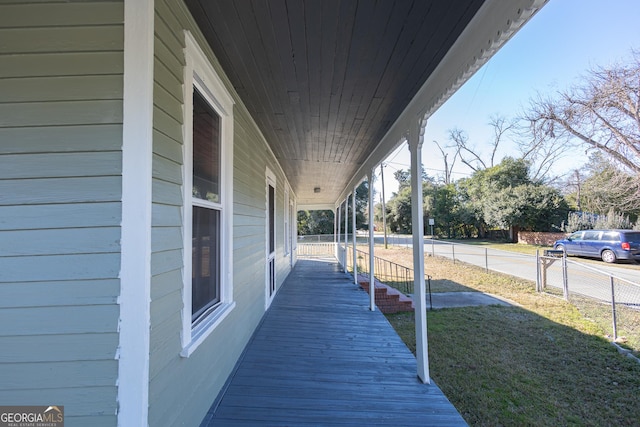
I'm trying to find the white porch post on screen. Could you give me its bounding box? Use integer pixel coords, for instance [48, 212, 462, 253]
[352, 186, 357, 284]
[344, 196, 349, 273]
[118, 0, 154, 425]
[368, 171, 375, 311]
[335, 205, 340, 261]
[409, 119, 430, 384]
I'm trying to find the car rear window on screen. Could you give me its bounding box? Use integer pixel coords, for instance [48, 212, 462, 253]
[622, 232, 640, 243]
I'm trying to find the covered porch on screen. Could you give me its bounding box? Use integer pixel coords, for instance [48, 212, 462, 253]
[201, 258, 466, 426]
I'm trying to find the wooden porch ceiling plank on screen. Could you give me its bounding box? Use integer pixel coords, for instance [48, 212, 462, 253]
[285, 0, 314, 162]
[324, 0, 357, 165]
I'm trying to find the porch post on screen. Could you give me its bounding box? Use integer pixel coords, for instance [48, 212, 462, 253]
[118, 0, 154, 424]
[368, 171, 375, 311]
[409, 118, 430, 384]
[352, 186, 357, 284]
[335, 205, 340, 261]
[344, 196, 349, 273]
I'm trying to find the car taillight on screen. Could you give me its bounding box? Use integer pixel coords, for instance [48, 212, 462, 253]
[621, 242, 630, 250]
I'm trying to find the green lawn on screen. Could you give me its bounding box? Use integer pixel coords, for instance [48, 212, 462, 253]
[377, 247, 640, 426]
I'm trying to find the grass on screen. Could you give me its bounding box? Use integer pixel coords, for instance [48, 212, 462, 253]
[376, 246, 640, 426]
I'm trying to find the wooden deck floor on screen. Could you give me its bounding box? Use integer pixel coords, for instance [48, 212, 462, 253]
[201, 258, 466, 426]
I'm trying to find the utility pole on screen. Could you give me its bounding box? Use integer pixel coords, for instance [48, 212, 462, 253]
[380, 163, 388, 249]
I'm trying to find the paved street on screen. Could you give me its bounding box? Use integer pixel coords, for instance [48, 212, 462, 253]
[375, 235, 640, 306]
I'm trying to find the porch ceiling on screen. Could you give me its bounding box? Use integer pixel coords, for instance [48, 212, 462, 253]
[185, 0, 546, 209]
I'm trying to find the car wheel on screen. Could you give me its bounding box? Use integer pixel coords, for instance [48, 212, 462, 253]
[601, 249, 617, 263]
[554, 244, 565, 253]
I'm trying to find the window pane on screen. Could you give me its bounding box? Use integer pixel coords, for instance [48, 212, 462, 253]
[193, 88, 220, 203]
[269, 185, 275, 253]
[192, 206, 220, 322]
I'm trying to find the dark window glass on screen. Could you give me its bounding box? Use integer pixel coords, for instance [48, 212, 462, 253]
[192, 206, 220, 322]
[583, 231, 601, 241]
[269, 184, 275, 254]
[623, 232, 640, 243]
[192, 88, 220, 203]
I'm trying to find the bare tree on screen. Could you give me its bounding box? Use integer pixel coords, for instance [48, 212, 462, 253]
[448, 114, 515, 173]
[433, 139, 459, 184]
[523, 51, 640, 175]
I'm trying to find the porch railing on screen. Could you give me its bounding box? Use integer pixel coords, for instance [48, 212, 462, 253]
[297, 238, 431, 300]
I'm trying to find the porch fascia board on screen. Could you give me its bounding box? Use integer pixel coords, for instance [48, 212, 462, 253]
[334, 0, 547, 205]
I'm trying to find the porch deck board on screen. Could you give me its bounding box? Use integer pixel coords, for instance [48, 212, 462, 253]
[203, 258, 466, 426]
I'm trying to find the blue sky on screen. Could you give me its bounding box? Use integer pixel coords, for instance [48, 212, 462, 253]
[378, 0, 640, 195]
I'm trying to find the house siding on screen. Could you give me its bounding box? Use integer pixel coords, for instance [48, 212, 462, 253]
[149, 1, 294, 425]
[0, 1, 124, 426]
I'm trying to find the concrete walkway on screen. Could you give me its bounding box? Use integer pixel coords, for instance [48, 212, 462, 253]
[427, 291, 514, 309]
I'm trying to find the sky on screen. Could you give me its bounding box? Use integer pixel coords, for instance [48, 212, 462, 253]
[376, 0, 640, 197]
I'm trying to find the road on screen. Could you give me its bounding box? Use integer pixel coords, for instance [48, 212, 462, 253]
[375, 235, 640, 306]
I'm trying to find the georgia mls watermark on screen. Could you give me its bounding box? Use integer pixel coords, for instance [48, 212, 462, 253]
[0, 406, 64, 427]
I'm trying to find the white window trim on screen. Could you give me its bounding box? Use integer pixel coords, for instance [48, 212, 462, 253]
[265, 167, 277, 308]
[181, 30, 235, 358]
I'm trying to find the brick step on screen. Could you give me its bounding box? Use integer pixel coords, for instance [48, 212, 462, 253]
[356, 274, 414, 314]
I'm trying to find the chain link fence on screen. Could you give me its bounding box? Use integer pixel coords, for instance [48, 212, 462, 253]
[538, 250, 640, 352]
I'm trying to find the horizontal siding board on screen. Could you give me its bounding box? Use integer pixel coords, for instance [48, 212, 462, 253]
[0, 26, 123, 54]
[152, 203, 182, 227]
[0, 253, 120, 282]
[155, 58, 183, 101]
[0, 279, 119, 308]
[0, 124, 122, 154]
[0, 360, 117, 389]
[151, 226, 182, 253]
[154, 81, 183, 123]
[149, 290, 181, 330]
[0, 386, 117, 417]
[155, 12, 185, 65]
[150, 268, 182, 301]
[0, 152, 122, 179]
[153, 128, 182, 162]
[152, 178, 182, 206]
[0, 333, 119, 363]
[0, 100, 122, 127]
[0, 227, 121, 257]
[0, 75, 122, 103]
[0, 177, 121, 205]
[0, 2, 123, 28]
[152, 153, 182, 184]
[148, 311, 182, 380]
[151, 249, 182, 277]
[0, 305, 119, 336]
[0, 203, 121, 230]
[153, 104, 183, 141]
[155, 36, 184, 82]
[0, 52, 123, 79]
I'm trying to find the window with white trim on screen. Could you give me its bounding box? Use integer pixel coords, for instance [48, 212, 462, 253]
[181, 31, 235, 357]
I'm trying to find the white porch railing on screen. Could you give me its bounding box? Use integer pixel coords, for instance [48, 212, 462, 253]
[297, 242, 337, 258]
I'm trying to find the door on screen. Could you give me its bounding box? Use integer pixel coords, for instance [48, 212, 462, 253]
[266, 170, 276, 305]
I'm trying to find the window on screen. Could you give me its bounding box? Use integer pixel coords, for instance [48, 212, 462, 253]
[181, 31, 235, 357]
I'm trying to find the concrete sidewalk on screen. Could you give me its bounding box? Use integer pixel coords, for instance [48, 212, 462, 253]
[426, 291, 514, 309]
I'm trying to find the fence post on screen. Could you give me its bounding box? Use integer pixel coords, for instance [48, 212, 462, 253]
[535, 250, 540, 292]
[610, 276, 618, 341]
[562, 252, 569, 300]
[484, 248, 488, 272]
